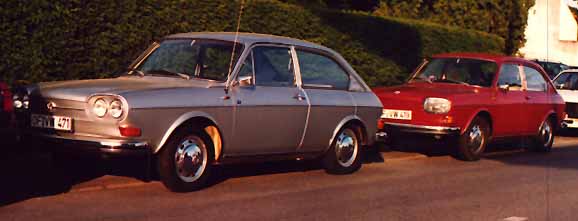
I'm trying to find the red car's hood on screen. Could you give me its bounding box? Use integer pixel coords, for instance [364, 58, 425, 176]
[372, 82, 481, 104]
[373, 83, 479, 99]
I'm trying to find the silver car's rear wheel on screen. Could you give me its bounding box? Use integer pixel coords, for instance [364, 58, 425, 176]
[323, 126, 363, 174]
[158, 128, 214, 192]
[335, 129, 359, 168]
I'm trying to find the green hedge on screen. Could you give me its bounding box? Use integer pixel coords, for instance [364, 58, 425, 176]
[0, 0, 504, 87]
[375, 0, 534, 55]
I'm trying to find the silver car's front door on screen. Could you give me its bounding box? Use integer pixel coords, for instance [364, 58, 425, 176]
[229, 45, 308, 156]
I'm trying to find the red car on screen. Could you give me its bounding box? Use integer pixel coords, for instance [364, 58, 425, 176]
[0, 81, 13, 128]
[373, 53, 565, 161]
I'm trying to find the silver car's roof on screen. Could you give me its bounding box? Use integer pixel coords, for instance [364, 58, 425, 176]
[164, 32, 371, 92]
[165, 32, 332, 52]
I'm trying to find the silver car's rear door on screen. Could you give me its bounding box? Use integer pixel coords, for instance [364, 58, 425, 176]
[228, 45, 308, 156]
[293, 49, 355, 152]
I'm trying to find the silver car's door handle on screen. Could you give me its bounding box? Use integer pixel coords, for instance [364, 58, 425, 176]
[293, 94, 306, 101]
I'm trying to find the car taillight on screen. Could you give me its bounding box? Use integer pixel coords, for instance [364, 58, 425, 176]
[119, 125, 142, 137]
[377, 119, 385, 130]
[0, 84, 12, 112]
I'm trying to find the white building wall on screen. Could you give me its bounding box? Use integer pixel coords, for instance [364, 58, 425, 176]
[520, 0, 578, 66]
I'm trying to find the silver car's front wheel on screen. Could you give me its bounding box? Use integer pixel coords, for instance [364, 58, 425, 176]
[323, 126, 363, 174]
[175, 136, 208, 183]
[158, 128, 214, 192]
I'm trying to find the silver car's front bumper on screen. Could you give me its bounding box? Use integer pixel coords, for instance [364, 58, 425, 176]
[25, 132, 150, 156]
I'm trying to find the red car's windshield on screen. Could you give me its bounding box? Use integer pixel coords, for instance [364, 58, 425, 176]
[411, 58, 498, 87]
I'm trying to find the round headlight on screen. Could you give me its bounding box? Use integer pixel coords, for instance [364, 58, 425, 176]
[93, 98, 108, 117]
[22, 95, 29, 109]
[424, 97, 451, 114]
[109, 99, 123, 118]
[13, 100, 23, 109]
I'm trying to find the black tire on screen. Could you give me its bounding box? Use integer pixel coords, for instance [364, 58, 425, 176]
[529, 118, 554, 152]
[456, 116, 489, 161]
[157, 127, 214, 192]
[322, 126, 363, 174]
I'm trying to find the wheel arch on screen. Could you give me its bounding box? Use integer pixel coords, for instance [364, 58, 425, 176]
[154, 111, 224, 162]
[326, 115, 368, 152]
[542, 110, 559, 132]
[463, 109, 493, 137]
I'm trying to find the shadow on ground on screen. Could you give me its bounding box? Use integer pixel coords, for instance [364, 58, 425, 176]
[483, 129, 578, 170]
[0, 138, 385, 207]
[0, 139, 149, 207]
[4, 131, 577, 208]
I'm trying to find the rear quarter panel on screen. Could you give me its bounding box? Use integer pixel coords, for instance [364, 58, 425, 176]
[349, 91, 382, 145]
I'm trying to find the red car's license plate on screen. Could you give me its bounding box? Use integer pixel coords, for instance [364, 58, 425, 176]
[382, 109, 412, 120]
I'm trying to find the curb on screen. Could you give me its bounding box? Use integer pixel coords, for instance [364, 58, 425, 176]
[380, 151, 428, 162]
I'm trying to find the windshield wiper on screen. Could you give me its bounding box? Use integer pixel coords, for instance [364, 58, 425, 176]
[412, 75, 432, 84]
[145, 69, 191, 80]
[124, 68, 145, 77]
[433, 78, 470, 85]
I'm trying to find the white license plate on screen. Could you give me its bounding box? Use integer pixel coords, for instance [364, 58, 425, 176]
[31, 114, 73, 131]
[382, 109, 412, 120]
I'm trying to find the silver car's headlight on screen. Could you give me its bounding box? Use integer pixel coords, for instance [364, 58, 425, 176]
[93, 98, 108, 117]
[109, 99, 123, 118]
[424, 97, 451, 114]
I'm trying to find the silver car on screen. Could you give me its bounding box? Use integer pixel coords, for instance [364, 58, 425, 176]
[15, 32, 382, 191]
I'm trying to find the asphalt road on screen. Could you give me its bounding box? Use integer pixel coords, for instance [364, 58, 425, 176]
[2, 135, 578, 221]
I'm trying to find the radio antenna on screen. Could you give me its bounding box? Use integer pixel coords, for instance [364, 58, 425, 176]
[225, 0, 246, 96]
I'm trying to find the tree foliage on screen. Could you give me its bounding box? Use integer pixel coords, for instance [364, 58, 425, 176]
[0, 0, 503, 87]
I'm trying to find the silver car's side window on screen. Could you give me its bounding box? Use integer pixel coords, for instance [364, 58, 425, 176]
[252, 46, 295, 87]
[296, 50, 349, 90]
[238, 51, 254, 79]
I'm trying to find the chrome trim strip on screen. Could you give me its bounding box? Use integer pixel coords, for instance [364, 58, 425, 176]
[100, 141, 148, 148]
[384, 122, 460, 131]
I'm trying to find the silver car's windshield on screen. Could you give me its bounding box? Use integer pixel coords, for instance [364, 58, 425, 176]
[411, 58, 498, 87]
[135, 39, 243, 81]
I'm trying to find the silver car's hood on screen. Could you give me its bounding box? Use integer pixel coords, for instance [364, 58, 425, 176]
[37, 76, 218, 101]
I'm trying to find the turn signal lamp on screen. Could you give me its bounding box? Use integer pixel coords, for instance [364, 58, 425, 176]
[119, 125, 142, 137]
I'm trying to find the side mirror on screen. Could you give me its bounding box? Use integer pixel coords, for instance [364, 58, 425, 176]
[555, 83, 565, 89]
[235, 75, 253, 87]
[499, 84, 510, 92]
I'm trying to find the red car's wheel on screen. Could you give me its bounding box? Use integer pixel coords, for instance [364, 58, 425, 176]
[456, 116, 489, 161]
[529, 118, 554, 152]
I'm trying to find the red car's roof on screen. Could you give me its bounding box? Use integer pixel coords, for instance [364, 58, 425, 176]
[432, 53, 530, 64]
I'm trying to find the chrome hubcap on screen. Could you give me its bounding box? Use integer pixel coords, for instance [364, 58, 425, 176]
[540, 121, 553, 146]
[335, 129, 358, 167]
[467, 125, 484, 153]
[174, 136, 207, 183]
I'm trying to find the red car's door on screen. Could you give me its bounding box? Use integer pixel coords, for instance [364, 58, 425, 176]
[522, 65, 551, 134]
[492, 63, 528, 137]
